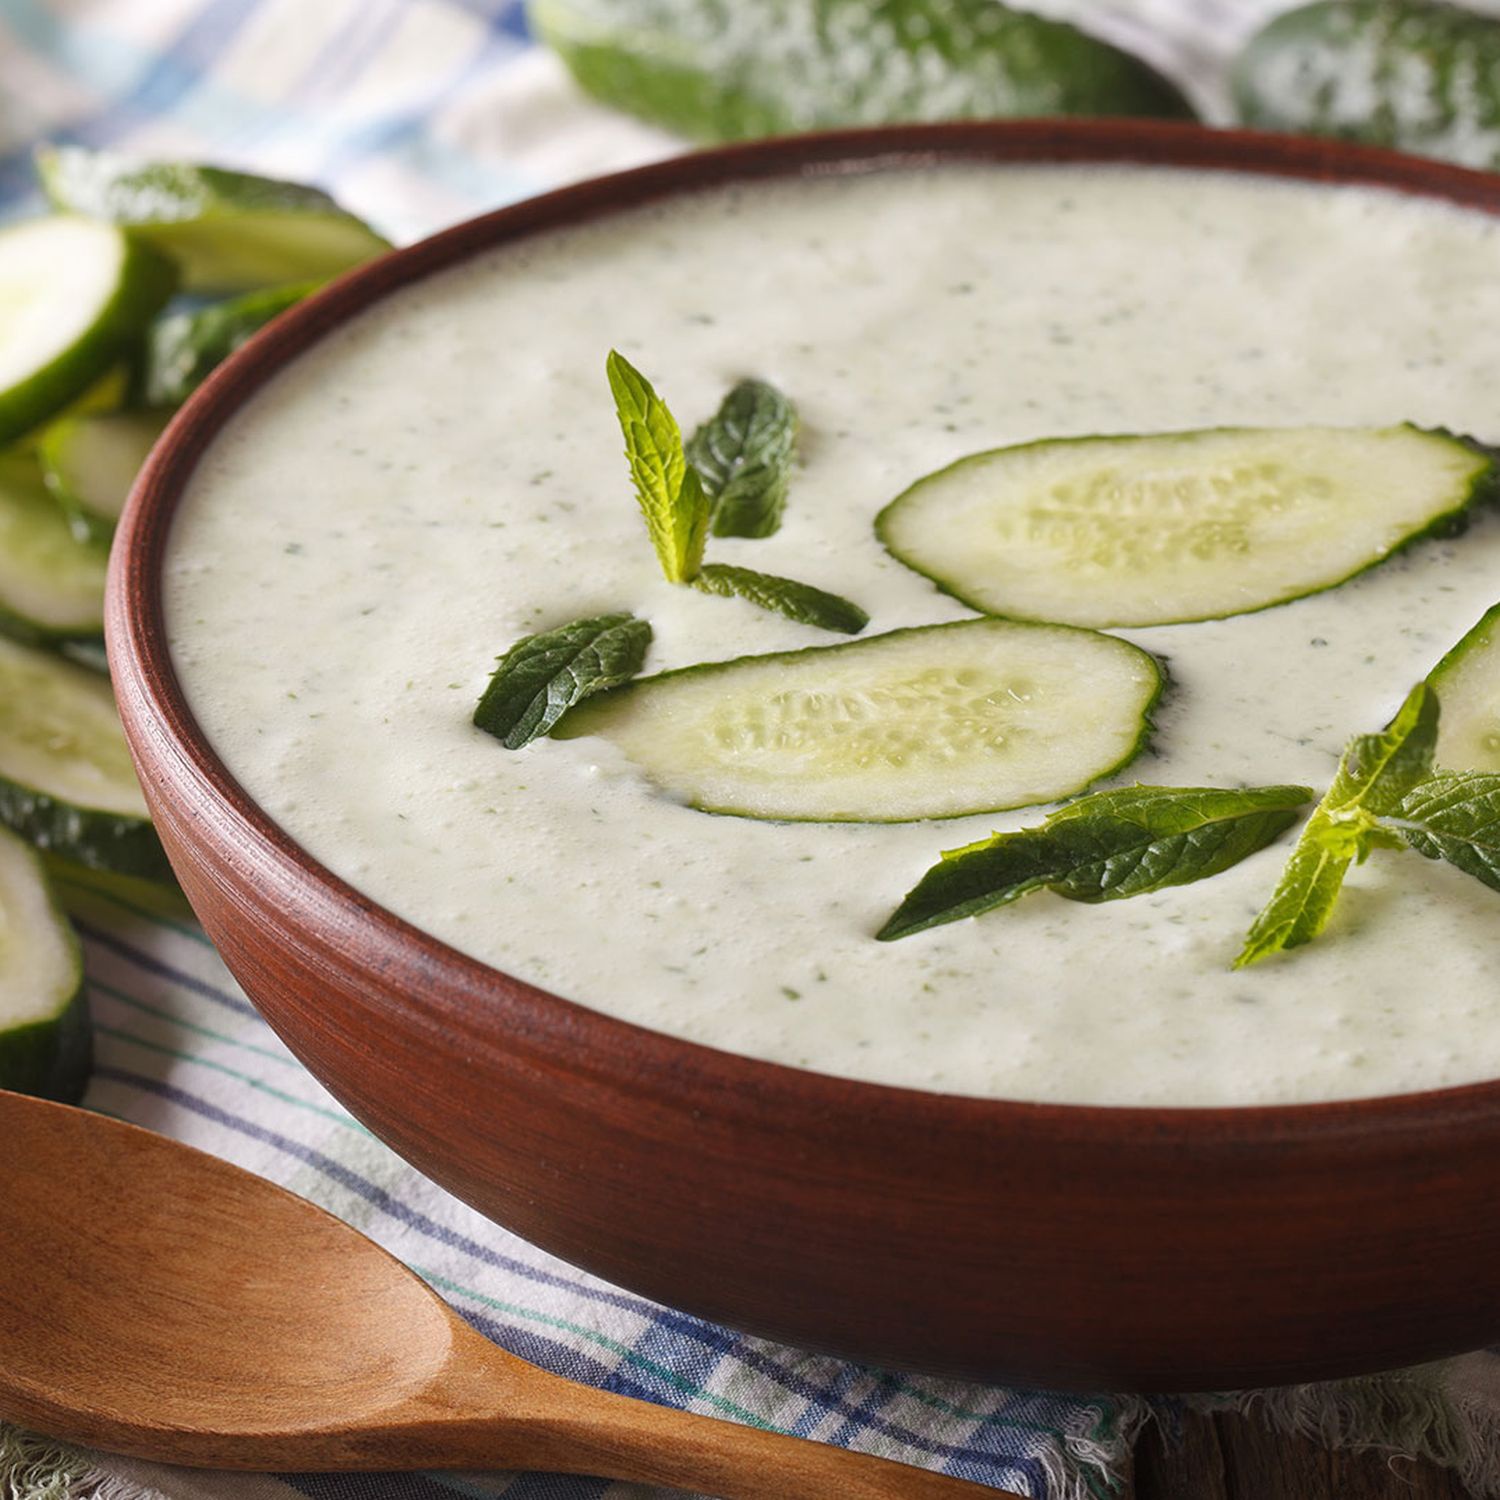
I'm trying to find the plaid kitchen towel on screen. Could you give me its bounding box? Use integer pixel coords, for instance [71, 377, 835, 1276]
[5, 2, 1500, 1497]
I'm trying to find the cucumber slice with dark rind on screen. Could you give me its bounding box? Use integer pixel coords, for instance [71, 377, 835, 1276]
[1233, 1, 1500, 172]
[139, 281, 317, 407]
[530, 0, 1195, 141]
[36, 147, 391, 294]
[0, 215, 175, 447]
[0, 635, 170, 881]
[39, 408, 170, 545]
[0, 825, 90, 1104]
[877, 425, 1494, 630]
[0, 453, 108, 645]
[1429, 603, 1500, 772]
[559, 618, 1164, 822]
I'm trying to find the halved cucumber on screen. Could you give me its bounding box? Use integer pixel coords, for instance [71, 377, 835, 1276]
[0, 453, 108, 644]
[141, 281, 315, 407]
[0, 635, 170, 881]
[877, 426, 1493, 629]
[37, 147, 391, 294]
[39, 409, 169, 545]
[0, 824, 89, 1103]
[0, 215, 175, 447]
[558, 619, 1163, 822]
[1429, 604, 1500, 772]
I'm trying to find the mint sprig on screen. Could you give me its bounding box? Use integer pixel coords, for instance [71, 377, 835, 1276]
[879, 784, 1311, 942]
[1398, 772, 1500, 893]
[1235, 682, 1438, 967]
[692, 562, 867, 634]
[474, 611, 652, 749]
[607, 350, 866, 632]
[607, 350, 709, 584]
[686, 378, 797, 539]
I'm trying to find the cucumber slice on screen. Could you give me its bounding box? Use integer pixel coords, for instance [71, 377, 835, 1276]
[1429, 604, 1500, 772]
[0, 215, 174, 447]
[0, 635, 170, 881]
[141, 281, 315, 407]
[37, 147, 391, 294]
[877, 426, 1492, 630]
[559, 619, 1163, 822]
[0, 453, 108, 644]
[39, 409, 169, 545]
[530, 0, 1195, 142]
[0, 825, 89, 1104]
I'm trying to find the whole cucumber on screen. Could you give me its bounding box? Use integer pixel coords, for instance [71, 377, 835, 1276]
[529, 0, 1195, 142]
[1235, 1, 1500, 169]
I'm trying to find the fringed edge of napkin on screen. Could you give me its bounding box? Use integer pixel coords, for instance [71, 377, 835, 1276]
[1195, 1360, 1500, 1499]
[0, 1427, 163, 1500]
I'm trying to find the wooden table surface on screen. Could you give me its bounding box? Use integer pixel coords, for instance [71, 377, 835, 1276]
[1125, 1410, 1474, 1499]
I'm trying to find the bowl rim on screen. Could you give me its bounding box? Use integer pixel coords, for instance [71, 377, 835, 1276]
[108, 116, 1500, 1145]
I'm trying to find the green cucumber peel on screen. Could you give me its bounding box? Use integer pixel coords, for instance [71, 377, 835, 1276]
[0, 452, 108, 645]
[36, 146, 391, 293]
[0, 826, 90, 1104]
[0, 216, 175, 448]
[691, 563, 867, 635]
[686, 378, 797, 538]
[141, 281, 317, 406]
[475, 611, 652, 749]
[1396, 772, 1500, 894]
[1233, 2, 1500, 172]
[607, 349, 710, 584]
[530, 0, 1195, 143]
[880, 783, 1311, 941]
[0, 635, 170, 881]
[1235, 681, 1439, 968]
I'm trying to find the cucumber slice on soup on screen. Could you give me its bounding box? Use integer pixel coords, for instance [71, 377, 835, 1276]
[0, 453, 108, 645]
[0, 215, 174, 447]
[1429, 604, 1500, 772]
[37, 147, 390, 294]
[559, 619, 1163, 822]
[0, 825, 90, 1104]
[40, 409, 169, 545]
[877, 426, 1492, 629]
[0, 635, 170, 881]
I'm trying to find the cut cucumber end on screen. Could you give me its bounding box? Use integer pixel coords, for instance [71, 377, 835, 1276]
[0, 825, 89, 1103]
[0, 215, 175, 447]
[877, 425, 1494, 628]
[0, 635, 170, 880]
[559, 618, 1164, 822]
[0, 452, 108, 643]
[1430, 603, 1500, 772]
[40, 408, 170, 544]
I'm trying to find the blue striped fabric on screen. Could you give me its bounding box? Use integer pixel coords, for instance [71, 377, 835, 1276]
[5, 3, 1500, 1498]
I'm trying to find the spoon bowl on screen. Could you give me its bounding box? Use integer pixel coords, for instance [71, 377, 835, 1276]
[0, 1089, 1010, 1497]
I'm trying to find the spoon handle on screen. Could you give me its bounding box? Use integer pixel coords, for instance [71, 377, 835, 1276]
[427, 1373, 1021, 1499]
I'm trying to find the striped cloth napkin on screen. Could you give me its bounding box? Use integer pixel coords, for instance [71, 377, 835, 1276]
[4, 3, 1500, 1497]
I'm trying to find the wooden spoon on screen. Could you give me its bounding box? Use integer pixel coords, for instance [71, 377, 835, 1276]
[0, 1090, 1020, 1498]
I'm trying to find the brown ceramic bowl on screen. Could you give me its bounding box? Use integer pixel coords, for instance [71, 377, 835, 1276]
[108, 120, 1500, 1393]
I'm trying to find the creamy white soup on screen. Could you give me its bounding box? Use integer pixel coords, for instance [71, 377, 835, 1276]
[165, 164, 1500, 1106]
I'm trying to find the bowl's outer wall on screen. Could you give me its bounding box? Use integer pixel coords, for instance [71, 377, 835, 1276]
[110, 121, 1500, 1391]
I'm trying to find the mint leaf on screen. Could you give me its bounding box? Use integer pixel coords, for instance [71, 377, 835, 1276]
[606, 350, 709, 583]
[878, 784, 1311, 942]
[1398, 771, 1500, 893]
[686, 378, 798, 539]
[1235, 681, 1438, 967]
[691, 562, 868, 634]
[474, 612, 652, 749]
